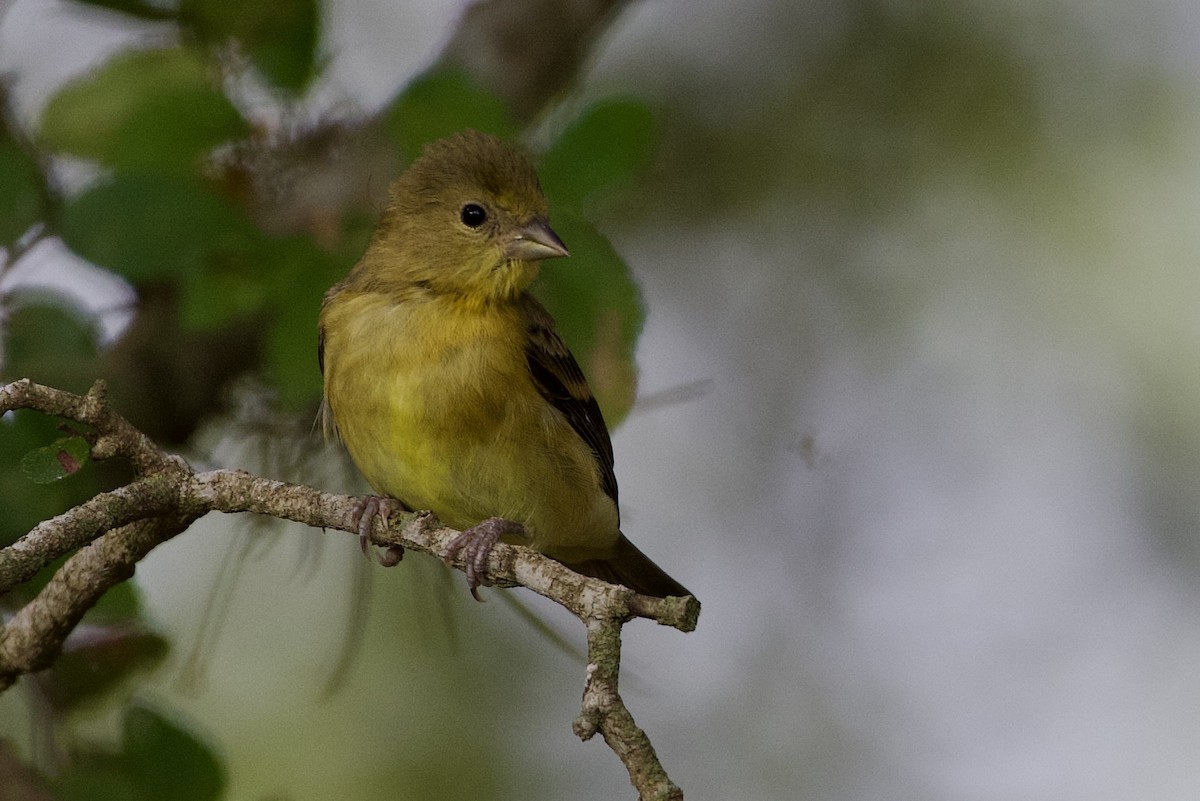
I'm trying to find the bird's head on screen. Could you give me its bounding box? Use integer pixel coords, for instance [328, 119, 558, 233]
[370, 130, 569, 302]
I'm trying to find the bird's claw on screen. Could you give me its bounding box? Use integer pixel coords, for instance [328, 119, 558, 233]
[350, 496, 405, 566]
[441, 517, 524, 601]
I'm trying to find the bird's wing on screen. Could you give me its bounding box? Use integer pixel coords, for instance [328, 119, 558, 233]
[520, 294, 618, 507]
[316, 318, 340, 441]
[317, 324, 326, 375]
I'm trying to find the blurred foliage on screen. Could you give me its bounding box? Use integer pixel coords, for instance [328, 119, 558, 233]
[0, 126, 44, 244]
[180, 0, 321, 92]
[537, 100, 655, 210]
[60, 174, 260, 281]
[386, 69, 521, 160]
[1, 0, 655, 796]
[40, 48, 249, 175]
[3, 300, 100, 395]
[53, 704, 224, 801]
[640, 3, 1048, 230]
[0, 301, 107, 546]
[38, 624, 169, 714]
[784, 4, 1040, 207]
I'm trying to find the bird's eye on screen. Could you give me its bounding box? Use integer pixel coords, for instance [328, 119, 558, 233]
[460, 203, 488, 228]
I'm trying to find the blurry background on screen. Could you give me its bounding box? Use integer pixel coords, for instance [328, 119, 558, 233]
[3, 0, 1200, 799]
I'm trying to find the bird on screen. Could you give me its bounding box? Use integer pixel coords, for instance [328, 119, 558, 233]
[318, 130, 691, 600]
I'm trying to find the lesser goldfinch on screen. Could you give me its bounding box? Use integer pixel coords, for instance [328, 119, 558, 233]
[319, 130, 691, 599]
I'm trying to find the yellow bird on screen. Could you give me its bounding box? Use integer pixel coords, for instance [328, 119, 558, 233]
[319, 130, 691, 599]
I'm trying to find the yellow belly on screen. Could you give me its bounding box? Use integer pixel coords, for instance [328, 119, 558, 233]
[321, 290, 619, 559]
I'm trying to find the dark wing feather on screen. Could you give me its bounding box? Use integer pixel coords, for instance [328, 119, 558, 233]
[317, 326, 326, 375]
[520, 295, 618, 508]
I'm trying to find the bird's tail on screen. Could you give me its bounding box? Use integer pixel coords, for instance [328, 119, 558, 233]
[565, 534, 692, 599]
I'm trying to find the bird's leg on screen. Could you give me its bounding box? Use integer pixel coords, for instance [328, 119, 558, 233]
[350, 495, 407, 566]
[441, 517, 525, 601]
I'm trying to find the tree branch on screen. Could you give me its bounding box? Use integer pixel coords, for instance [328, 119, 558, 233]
[574, 616, 684, 801]
[0, 379, 699, 800]
[440, 0, 633, 120]
[0, 476, 179, 595]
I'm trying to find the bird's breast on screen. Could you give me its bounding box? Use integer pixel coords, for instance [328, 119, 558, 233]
[321, 290, 618, 554]
[325, 290, 526, 463]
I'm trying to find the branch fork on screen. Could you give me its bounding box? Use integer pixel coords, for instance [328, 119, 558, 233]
[0, 378, 698, 800]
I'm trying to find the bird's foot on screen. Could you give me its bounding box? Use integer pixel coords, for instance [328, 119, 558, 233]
[441, 517, 525, 601]
[351, 495, 406, 566]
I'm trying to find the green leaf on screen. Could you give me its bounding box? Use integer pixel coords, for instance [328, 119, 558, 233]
[55, 704, 225, 801]
[260, 236, 345, 408]
[247, 0, 321, 92]
[20, 435, 90, 484]
[60, 173, 258, 281]
[0, 133, 44, 243]
[0, 416, 56, 545]
[55, 763, 141, 801]
[121, 705, 225, 801]
[0, 412, 100, 548]
[532, 209, 644, 424]
[41, 624, 169, 713]
[38, 47, 248, 173]
[2, 299, 101, 392]
[538, 100, 656, 209]
[89, 578, 146, 623]
[385, 68, 519, 161]
[178, 243, 274, 330]
[180, 0, 321, 91]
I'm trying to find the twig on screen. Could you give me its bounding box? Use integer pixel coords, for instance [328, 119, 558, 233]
[0, 379, 699, 799]
[574, 616, 685, 800]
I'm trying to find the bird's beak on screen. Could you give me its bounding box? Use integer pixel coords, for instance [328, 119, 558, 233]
[504, 218, 570, 261]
